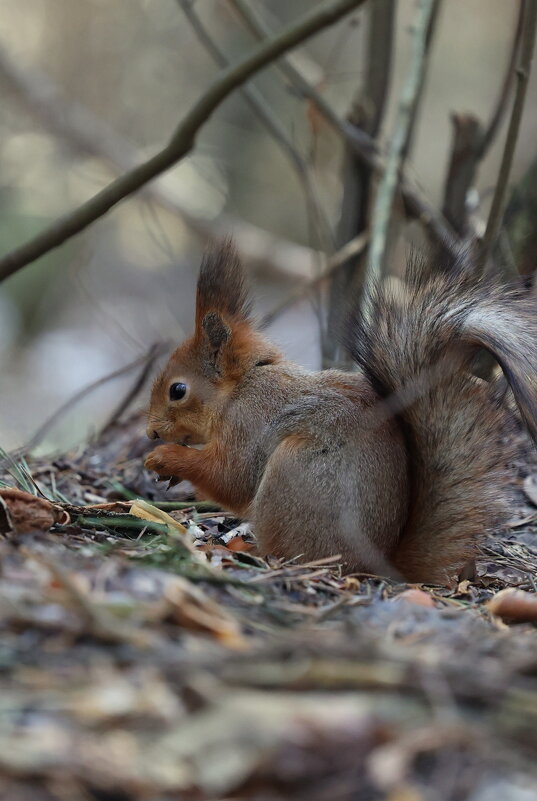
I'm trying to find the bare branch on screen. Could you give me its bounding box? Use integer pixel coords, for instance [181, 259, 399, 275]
[326, 0, 394, 368]
[479, 0, 537, 272]
[176, 0, 334, 257]
[441, 113, 484, 237]
[503, 154, 537, 277]
[0, 0, 369, 283]
[13, 343, 169, 458]
[228, 0, 460, 257]
[0, 41, 327, 280]
[176, 0, 307, 178]
[367, 0, 438, 283]
[259, 231, 369, 330]
[439, 1, 524, 245]
[400, 0, 443, 163]
[477, 0, 526, 160]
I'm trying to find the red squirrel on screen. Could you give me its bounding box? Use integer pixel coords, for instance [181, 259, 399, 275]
[145, 240, 537, 585]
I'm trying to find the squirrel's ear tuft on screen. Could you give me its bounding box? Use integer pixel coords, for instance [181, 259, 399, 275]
[202, 311, 231, 351]
[196, 238, 251, 328]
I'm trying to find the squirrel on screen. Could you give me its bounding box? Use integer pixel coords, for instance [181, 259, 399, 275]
[145, 239, 537, 585]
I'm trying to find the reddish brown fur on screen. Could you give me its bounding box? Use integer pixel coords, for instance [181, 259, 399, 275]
[145, 243, 537, 585]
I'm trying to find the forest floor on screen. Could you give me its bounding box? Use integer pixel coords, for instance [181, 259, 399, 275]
[1, 414, 537, 801]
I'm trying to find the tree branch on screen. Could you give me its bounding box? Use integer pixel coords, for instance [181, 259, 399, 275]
[441, 113, 484, 237]
[325, 0, 394, 368]
[0, 0, 368, 283]
[259, 230, 369, 330]
[477, 0, 526, 160]
[439, 1, 525, 246]
[175, 0, 334, 257]
[479, 0, 537, 272]
[0, 40, 327, 280]
[367, 0, 438, 283]
[228, 0, 460, 257]
[400, 0, 443, 163]
[12, 342, 169, 458]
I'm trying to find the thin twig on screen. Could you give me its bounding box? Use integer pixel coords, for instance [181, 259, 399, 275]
[0, 41, 325, 281]
[479, 0, 537, 272]
[367, 0, 438, 283]
[0, 0, 368, 283]
[228, 0, 460, 257]
[101, 342, 166, 433]
[326, 0, 394, 368]
[400, 0, 443, 163]
[176, 0, 334, 262]
[477, 0, 526, 159]
[13, 343, 169, 458]
[441, 113, 484, 237]
[439, 1, 525, 245]
[259, 231, 369, 329]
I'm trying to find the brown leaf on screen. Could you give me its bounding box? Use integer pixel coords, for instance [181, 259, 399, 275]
[130, 498, 187, 535]
[396, 589, 435, 609]
[487, 588, 537, 622]
[163, 576, 246, 648]
[0, 488, 70, 533]
[225, 535, 256, 553]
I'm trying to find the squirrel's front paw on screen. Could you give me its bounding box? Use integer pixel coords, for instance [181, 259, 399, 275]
[145, 444, 184, 483]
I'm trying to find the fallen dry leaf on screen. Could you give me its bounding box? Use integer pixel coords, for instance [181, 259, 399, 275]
[487, 588, 537, 622]
[225, 535, 256, 553]
[163, 575, 246, 648]
[396, 589, 435, 609]
[130, 498, 187, 534]
[0, 488, 69, 534]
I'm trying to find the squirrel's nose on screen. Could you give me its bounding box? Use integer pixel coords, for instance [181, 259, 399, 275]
[147, 428, 160, 440]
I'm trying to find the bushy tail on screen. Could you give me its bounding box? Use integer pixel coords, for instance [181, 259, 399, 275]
[346, 260, 537, 584]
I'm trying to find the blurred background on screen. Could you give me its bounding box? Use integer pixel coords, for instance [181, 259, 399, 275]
[0, 0, 535, 452]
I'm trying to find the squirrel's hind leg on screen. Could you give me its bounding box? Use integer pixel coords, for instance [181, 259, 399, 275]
[252, 424, 407, 576]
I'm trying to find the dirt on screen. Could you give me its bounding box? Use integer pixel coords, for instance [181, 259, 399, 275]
[0, 413, 536, 801]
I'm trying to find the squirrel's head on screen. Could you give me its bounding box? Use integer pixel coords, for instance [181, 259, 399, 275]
[146, 239, 282, 444]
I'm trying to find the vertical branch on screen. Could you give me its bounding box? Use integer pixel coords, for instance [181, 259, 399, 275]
[503, 155, 537, 278]
[367, 0, 438, 284]
[441, 113, 484, 238]
[325, 0, 395, 368]
[175, 0, 333, 255]
[228, 0, 460, 257]
[0, 0, 370, 281]
[438, 1, 525, 250]
[479, 0, 537, 272]
[400, 0, 443, 163]
[477, 0, 526, 160]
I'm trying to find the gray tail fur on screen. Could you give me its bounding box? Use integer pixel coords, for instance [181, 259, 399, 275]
[346, 258, 537, 583]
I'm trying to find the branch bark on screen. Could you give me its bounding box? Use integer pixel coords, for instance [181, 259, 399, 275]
[367, 0, 438, 283]
[176, 0, 333, 261]
[0, 0, 368, 283]
[441, 113, 484, 237]
[477, 0, 526, 160]
[259, 230, 369, 330]
[228, 0, 460, 258]
[0, 41, 326, 280]
[479, 0, 537, 272]
[439, 1, 525, 246]
[325, 0, 394, 368]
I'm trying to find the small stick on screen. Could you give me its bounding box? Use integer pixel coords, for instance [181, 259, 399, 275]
[479, 0, 537, 272]
[366, 0, 438, 284]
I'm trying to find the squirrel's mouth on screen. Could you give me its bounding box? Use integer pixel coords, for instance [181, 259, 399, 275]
[178, 435, 205, 449]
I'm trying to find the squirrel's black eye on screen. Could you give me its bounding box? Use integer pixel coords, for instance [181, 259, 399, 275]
[169, 382, 188, 401]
